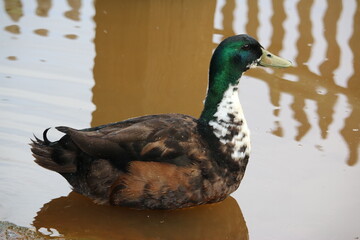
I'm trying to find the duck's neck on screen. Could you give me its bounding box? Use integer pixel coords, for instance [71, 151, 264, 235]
[200, 80, 241, 120]
[200, 65, 251, 161]
[200, 52, 245, 123]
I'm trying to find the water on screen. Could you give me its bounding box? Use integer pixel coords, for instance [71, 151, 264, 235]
[0, 0, 359, 239]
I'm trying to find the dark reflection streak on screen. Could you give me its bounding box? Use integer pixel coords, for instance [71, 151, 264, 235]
[290, 0, 314, 141]
[4, 0, 23, 22]
[4, 24, 20, 34]
[36, 0, 52, 17]
[295, 0, 313, 71]
[341, 2, 360, 166]
[267, 0, 285, 55]
[220, 0, 236, 37]
[317, 0, 342, 139]
[64, 0, 81, 21]
[245, 0, 259, 39]
[33, 192, 248, 240]
[268, 0, 286, 137]
[291, 98, 310, 141]
[272, 120, 283, 137]
[267, 0, 286, 114]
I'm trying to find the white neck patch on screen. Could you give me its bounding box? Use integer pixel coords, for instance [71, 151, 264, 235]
[208, 84, 251, 161]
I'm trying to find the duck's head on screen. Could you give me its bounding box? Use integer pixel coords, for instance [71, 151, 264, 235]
[209, 34, 292, 86]
[201, 34, 291, 122]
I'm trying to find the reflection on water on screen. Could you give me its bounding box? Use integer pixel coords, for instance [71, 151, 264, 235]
[64, 0, 81, 21]
[4, 0, 83, 40]
[4, 0, 23, 22]
[33, 28, 48, 37]
[1, 0, 360, 239]
[33, 192, 247, 239]
[4, 24, 20, 34]
[92, 0, 359, 166]
[0, 0, 95, 227]
[35, 0, 51, 17]
[92, 0, 216, 126]
[214, 0, 359, 165]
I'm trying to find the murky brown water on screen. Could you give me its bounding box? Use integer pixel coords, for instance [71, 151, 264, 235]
[1, 0, 359, 239]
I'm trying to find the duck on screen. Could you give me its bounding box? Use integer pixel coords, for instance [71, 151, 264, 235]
[31, 34, 291, 210]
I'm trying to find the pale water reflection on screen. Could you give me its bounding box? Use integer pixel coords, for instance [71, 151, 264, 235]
[0, 0, 359, 240]
[0, 0, 95, 227]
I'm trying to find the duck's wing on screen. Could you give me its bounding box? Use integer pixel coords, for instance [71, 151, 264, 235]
[56, 114, 202, 168]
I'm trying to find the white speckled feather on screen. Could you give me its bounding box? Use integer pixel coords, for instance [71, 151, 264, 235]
[209, 84, 251, 161]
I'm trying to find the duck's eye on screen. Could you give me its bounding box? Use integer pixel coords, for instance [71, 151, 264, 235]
[241, 44, 250, 50]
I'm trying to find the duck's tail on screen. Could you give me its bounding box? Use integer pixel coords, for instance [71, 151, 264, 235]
[30, 128, 77, 173]
[31, 127, 115, 203]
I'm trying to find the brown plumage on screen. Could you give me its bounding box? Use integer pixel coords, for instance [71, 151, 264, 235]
[31, 114, 243, 209]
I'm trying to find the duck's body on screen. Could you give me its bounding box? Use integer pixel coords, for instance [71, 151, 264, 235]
[33, 113, 248, 209]
[31, 34, 291, 209]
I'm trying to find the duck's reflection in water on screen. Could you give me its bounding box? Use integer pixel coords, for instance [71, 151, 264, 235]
[33, 192, 248, 240]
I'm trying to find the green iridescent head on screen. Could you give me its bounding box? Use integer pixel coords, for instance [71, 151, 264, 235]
[200, 34, 292, 122]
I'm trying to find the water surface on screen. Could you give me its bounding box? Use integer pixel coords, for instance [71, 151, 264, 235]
[0, 0, 359, 239]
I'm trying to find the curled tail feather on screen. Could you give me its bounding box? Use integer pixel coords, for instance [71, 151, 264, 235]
[30, 128, 77, 173]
